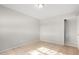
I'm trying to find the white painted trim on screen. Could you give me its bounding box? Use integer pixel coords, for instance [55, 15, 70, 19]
[40, 39, 64, 46]
[64, 42, 77, 48]
[0, 39, 39, 53]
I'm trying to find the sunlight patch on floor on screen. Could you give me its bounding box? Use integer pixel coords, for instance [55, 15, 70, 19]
[28, 50, 44, 55]
[28, 47, 64, 55]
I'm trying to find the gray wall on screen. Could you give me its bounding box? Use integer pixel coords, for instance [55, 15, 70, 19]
[0, 6, 40, 51]
[40, 16, 64, 45]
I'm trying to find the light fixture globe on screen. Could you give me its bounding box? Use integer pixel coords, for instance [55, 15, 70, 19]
[35, 4, 44, 8]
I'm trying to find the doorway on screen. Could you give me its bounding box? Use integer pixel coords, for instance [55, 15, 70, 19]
[64, 18, 77, 47]
[64, 19, 67, 44]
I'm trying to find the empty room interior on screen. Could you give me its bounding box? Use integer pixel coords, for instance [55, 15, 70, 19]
[0, 4, 79, 55]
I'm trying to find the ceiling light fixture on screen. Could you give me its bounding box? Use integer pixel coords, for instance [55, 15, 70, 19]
[34, 0, 45, 9]
[35, 4, 44, 8]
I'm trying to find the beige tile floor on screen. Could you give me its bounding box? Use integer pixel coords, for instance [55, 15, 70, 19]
[0, 41, 79, 55]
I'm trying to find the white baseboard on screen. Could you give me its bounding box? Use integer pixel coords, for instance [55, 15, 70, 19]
[40, 39, 64, 46]
[0, 39, 39, 53]
[41, 39, 77, 48]
[64, 42, 77, 48]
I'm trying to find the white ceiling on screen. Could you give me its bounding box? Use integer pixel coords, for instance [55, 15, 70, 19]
[2, 4, 79, 20]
